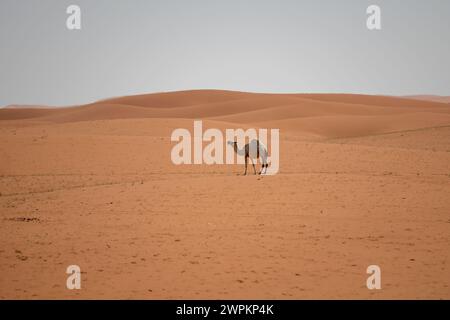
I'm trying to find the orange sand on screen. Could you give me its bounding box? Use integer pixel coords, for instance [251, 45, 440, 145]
[1, 90, 449, 299]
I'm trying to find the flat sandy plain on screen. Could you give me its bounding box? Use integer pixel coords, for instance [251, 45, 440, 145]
[1, 90, 449, 299]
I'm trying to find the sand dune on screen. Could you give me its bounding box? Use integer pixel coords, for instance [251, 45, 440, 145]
[405, 95, 450, 104]
[97, 89, 258, 108]
[0, 108, 67, 121]
[2, 90, 450, 139]
[1, 90, 449, 299]
[3, 105, 55, 109]
[252, 112, 450, 139]
[295, 93, 450, 109]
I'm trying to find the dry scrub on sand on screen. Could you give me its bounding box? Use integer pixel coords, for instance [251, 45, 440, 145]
[1, 90, 449, 299]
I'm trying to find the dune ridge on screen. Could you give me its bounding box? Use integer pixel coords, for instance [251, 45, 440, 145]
[1, 90, 450, 139]
[405, 95, 450, 104]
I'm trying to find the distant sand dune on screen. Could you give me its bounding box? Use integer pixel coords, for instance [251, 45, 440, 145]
[405, 95, 450, 104]
[97, 89, 258, 108]
[2, 90, 450, 139]
[296, 93, 449, 108]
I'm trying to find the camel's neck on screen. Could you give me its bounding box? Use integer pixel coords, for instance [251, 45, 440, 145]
[233, 144, 246, 156]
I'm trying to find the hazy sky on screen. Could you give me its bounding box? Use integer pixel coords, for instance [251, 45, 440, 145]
[1, 0, 449, 106]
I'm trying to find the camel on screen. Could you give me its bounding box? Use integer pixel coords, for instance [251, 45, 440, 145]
[227, 139, 269, 175]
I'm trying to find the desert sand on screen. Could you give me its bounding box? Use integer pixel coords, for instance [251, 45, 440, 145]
[0, 90, 449, 299]
[405, 95, 450, 104]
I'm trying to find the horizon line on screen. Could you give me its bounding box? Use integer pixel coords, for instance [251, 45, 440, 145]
[2, 89, 450, 109]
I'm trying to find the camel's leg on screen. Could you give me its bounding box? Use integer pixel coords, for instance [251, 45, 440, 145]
[250, 158, 257, 175]
[261, 163, 267, 175]
[244, 157, 248, 175]
[258, 158, 262, 175]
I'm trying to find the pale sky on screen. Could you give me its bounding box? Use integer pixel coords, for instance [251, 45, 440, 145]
[1, 0, 449, 107]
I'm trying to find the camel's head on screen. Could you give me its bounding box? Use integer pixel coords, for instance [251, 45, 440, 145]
[227, 140, 237, 147]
